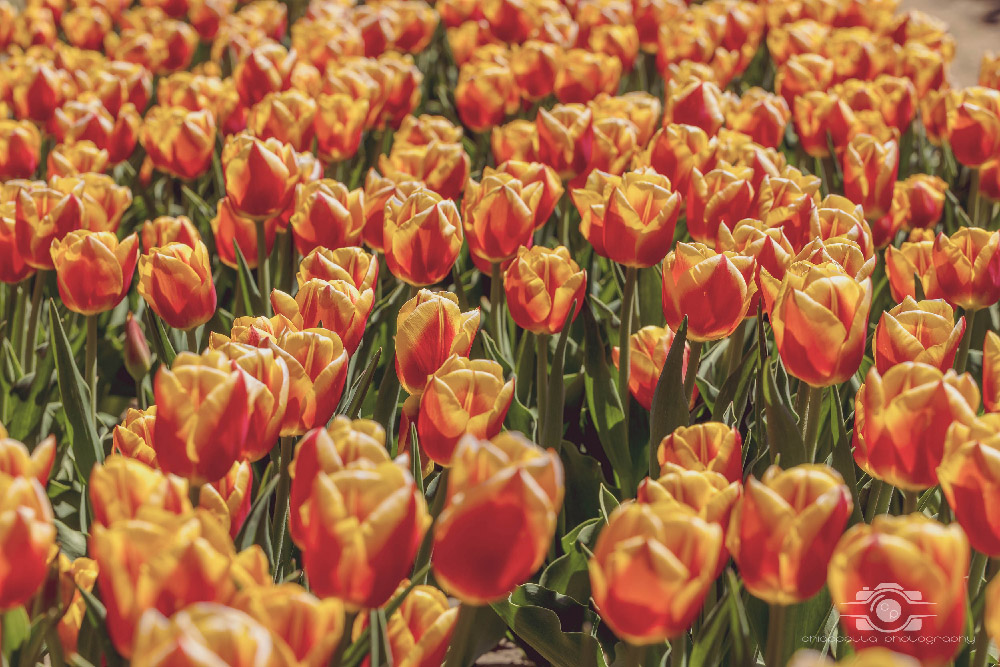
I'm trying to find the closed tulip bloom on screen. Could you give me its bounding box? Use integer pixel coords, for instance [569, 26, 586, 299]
[288, 179, 365, 255]
[232, 583, 344, 667]
[760, 262, 872, 387]
[511, 40, 560, 101]
[933, 228, 1000, 311]
[0, 207, 33, 284]
[222, 134, 300, 219]
[352, 582, 457, 667]
[662, 77, 728, 136]
[536, 104, 594, 182]
[49, 230, 138, 315]
[842, 134, 900, 220]
[271, 279, 374, 354]
[662, 242, 757, 342]
[657, 422, 742, 483]
[246, 89, 317, 152]
[378, 141, 470, 201]
[788, 649, 920, 667]
[297, 246, 378, 292]
[131, 603, 296, 667]
[938, 414, 1000, 555]
[589, 502, 722, 644]
[315, 93, 368, 163]
[885, 235, 942, 302]
[0, 119, 41, 180]
[463, 172, 542, 264]
[899, 174, 948, 230]
[360, 171, 421, 251]
[874, 298, 965, 374]
[14, 181, 105, 270]
[141, 215, 201, 252]
[395, 290, 480, 395]
[687, 166, 756, 244]
[554, 49, 622, 105]
[829, 515, 968, 666]
[0, 435, 55, 485]
[393, 115, 464, 150]
[69, 173, 133, 233]
[726, 87, 790, 149]
[384, 188, 464, 287]
[776, 53, 834, 107]
[946, 86, 1000, 168]
[269, 329, 349, 435]
[211, 197, 278, 270]
[139, 106, 216, 180]
[491, 161, 563, 230]
[55, 555, 99, 659]
[10, 63, 73, 123]
[88, 456, 190, 527]
[233, 41, 295, 107]
[433, 432, 563, 604]
[492, 119, 539, 165]
[984, 331, 1000, 412]
[792, 91, 856, 158]
[589, 24, 640, 71]
[853, 362, 979, 491]
[729, 464, 851, 605]
[504, 245, 586, 335]
[199, 461, 253, 538]
[613, 326, 695, 411]
[757, 171, 822, 252]
[112, 407, 158, 466]
[137, 241, 217, 330]
[417, 356, 514, 466]
[716, 217, 795, 289]
[0, 472, 55, 610]
[641, 123, 717, 195]
[455, 61, 519, 133]
[573, 169, 682, 268]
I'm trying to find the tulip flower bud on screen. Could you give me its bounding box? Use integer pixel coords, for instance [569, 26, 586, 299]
[269, 329, 349, 436]
[536, 104, 594, 182]
[885, 235, 941, 302]
[15, 181, 105, 270]
[504, 245, 586, 335]
[757, 171, 821, 252]
[141, 216, 201, 252]
[512, 41, 561, 101]
[854, 362, 979, 491]
[589, 502, 722, 644]
[314, 93, 368, 164]
[378, 141, 470, 201]
[232, 583, 344, 667]
[640, 123, 716, 195]
[352, 582, 457, 667]
[791, 91, 856, 158]
[395, 290, 480, 395]
[946, 86, 1000, 168]
[873, 298, 965, 374]
[383, 188, 464, 287]
[687, 166, 756, 244]
[725, 87, 790, 149]
[657, 422, 742, 483]
[288, 179, 365, 256]
[233, 41, 295, 107]
[0, 472, 55, 611]
[932, 228, 1000, 311]
[50, 230, 138, 316]
[112, 407, 158, 466]
[0, 435, 55, 486]
[210, 196, 278, 270]
[462, 172, 542, 264]
[588, 116, 640, 181]
[761, 262, 872, 387]
[0, 119, 41, 180]
[612, 326, 696, 411]
[222, 134, 300, 220]
[246, 89, 316, 152]
[433, 432, 564, 604]
[212, 343, 289, 461]
[842, 134, 900, 220]
[455, 61, 519, 133]
[89, 457, 191, 527]
[0, 205, 33, 284]
[131, 603, 297, 666]
[417, 355, 514, 466]
[662, 242, 757, 342]
[10, 63, 73, 123]
[271, 279, 374, 355]
[137, 241, 217, 331]
[829, 514, 968, 665]
[776, 53, 834, 107]
[662, 77, 729, 136]
[729, 464, 851, 605]
[54, 555, 98, 659]
[199, 461, 253, 539]
[492, 120, 539, 165]
[70, 173, 133, 233]
[297, 246, 378, 292]
[554, 49, 622, 105]
[139, 106, 216, 181]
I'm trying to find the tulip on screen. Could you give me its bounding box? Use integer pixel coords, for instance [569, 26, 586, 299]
[383, 188, 464, 287]
[854, 362, 979, 491]
[246, 89, 316, 152]
[716, 217, 795, 289]
[662, 77, 729, 136]
[141, 216, 201, 252]
[686, 166, 756, 245]
[55, 556, 99, 658]
[69, 173, 133, 233]
[661, 242, 757, 342]
[10, 63, 73, 123]
[656, 422, 742, 483]
[137, 241, 217, 331]
[588, 501, 722, 644]
[791, 91, 856, 158]
[536, 104, 594, 182]
[14, 181, 106, 270]
[492, 120, 539, 164]
[378, 141, 470, 201]
[314, 93, 369, 163]
[297, 246, 378, 292]
[829, 514, 968, 666]
[0, 472, 55, 610]
[89, 456, 190, 527]
[0, 119, 41, 180]
[776, 53, 835, 108]
[842, 134, 900, 220]
[199, 461, 253, 539]
[352, 582, 457, 667]
[873, 298, 965, 374]
[504, 245, 586, 336]
[269, 329, 350, 436]
[587, 116, 640, 182]
[0, 208, 34, 284]
[360, 171, 420, 252]
[985, 331, 1000, 412]
[393, 115, 464, 150]
[112, 407, 158, 466]
[287, 179, 365, 256]
[946, 86, 1000, 168]
[222, 134, 300, 220]
[937, 414, 1000, 555]
[232, 583, 344, 667]
[760, 262, 872, 387]
[49, 230, 138, 316]
[233, 41, 295, 107]
[0, 434, 55, 485]
[885, 235, 942, 302]
[640, 123, 716, 195]
[139, 106, 216, 180]
[454, 61, 519, 133]
[271, 279, 374, 354]
[757, 172, 821, 252]
[462, 172, 542, 264]
[511, 41, 560, 101]
[612, 326, 695, 411]
[725, 87, 790, 149]
[210, 197, 278, 270]
[898, 174, 948, 230]
[433, 432, 564, 604]
[932, 228, 1000, 311]
[554, 49, 622, 105]
[395, 290, 480, 395]
[131, 603, 297, 666]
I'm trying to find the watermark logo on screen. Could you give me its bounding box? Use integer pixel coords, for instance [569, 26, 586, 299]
[839, 583, 936, 632]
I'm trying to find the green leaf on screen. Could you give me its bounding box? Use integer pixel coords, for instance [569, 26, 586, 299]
[442, 604, 508, 667]
[479, 329, 513, 376]
[712, 341, 759, 425]
[49, 303, 103, 482]
[598, 484, 619, 523]
[691, 594, 733, 667]
[56, 519, 87, 559]
[234, 242, 263, 316]
[649, 317, 690, 476]
[5, 333, 55, 441]
[236, 473, 280, 553]
[828, 386, 864, 526]
[142, 307, 176, 368]
[2, 606, 30, 658]
[542, 305, 576, 449]
[559, 442, 605, 529]
[763, 356, 805, 467]
[346, 347, 381, 418]
[637, 265, 662, 328]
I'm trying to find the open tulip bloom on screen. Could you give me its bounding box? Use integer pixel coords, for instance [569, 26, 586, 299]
[5, 2, 1000, 666]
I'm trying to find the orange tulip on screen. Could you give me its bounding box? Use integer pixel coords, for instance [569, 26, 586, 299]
[141, 215, 201, 252]
[352, 582, 457, 667]
[417, 356, 514, 466]
[536, 104, 594, 182]
[0, 205, 33, 284]
[511, 40, 560, 101]
[776, 53, 834, 107]
[246, 89, 317, 152]
[492, 119, 539, 165]
[10, 62, 73, 123]
[0, 434, 55, 485]
[662, 77, 729, 136]
[112, 407, 158, 466]
[612, 326, 696, 411]
[656, 422, 742, 483]
[842, 133, 900, 220]
[756, 171, 821, 252]
[137, 241, 217, 330]
[395, 290, 480, 395]
[589, 23, 640, 72]
[0, 472, 55, 610]
[433, 432, 563, 604]
[662, 242, 757, 342]
[885, 234, 942, 302]
[716, 217, 795, 291]
[640, 123, 716, 195]
[573, 169, 681, 268]
[377, 141, 469, 201]
[938, 414, 1000, 556]
[946, 86, 1000, 168]
[139, 106, 216, 180]
[554, 49, 622, 105]
[269, 328, 349, 436]
[491, 161, 563, 230]
[589, 92, 662, 147]
[853, 362, 979, 491]
[462, 172, 542, 264]
[454, 61, 519, 133]
[829, 514, 968, 666]
[360, 171, 420, 252]
[233, 41, 295, 106]
[54, 555, 98, 659]
[88, 456, 190, 527]
[15, 180, 106, 270]
[297, 246, 378, 293]
[760, 262, 872, 387]
[271, 279, 374, 354]
[873, 298, 965, 374]
[0, 119, 41, 180]
[314, 93, 369, 163]
[199, 461, 253, 539]
[932, 228, 1000, 311]
[984, 331, 1000, 412]
[67, 173, 133, 232]
[287, 179, 365, 256]
[504, 245, 586, 335]
[686, 166, 756, 244]
[725, 87, 789, 149]
[222, 134, 300, 219]
[588, 501, 722, 644]
[898, 174, 948, 230]
[210, 196, 278, 270]
[383, 187, 464, 287]
[131, 603, 296, 666]
[587, 116, 640, 182]
[49, 230, 138, 315]
[232, 583, 344, 667]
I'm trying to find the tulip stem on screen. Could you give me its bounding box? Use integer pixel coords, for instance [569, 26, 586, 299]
[670, 637, 687, 667]
[536, 334, 549, 443]
[683, 340, 704, 405]
[800, 384, 824, 463]
[619, 267, 638, 438]
[901, 489, 919, 515]
[970, 168, 983, 227]
[271, 436, 294, 570]
[186, 327, 198, 353]
[954, 307, 978, 374]
[22, 270, 45, 372]
[764, 604, 787, 667]
[254, 218, 272, 315]
[331, 611, 358, 666]
[864, 479, 885, 523]
[490, 262, 506, 354]
[86, 314, 98, 421]
[971, 559, 999, 667]
[970, 551, 990, 600]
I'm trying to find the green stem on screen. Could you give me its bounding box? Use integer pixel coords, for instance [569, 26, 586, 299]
[671, 637, 687, 667]
[9, 279, 27, 369]
[864, 479, 885, 523]
[23, 270, 45, 372]
[536, 334, 549, 443]
[764, 604, 787, 667]
[902, 489, 918, 515]
[271, 436, 294, 566]
[800, 384, 824, 463]
[623, 643, 647, 667]
[490, 262, 505, 351]
[86, 314, 97, 421]
[954, 308, 978, 374]
[971, 168, 983, 227]
[411, 469, 449, 584]
[619, 267, 637, 437]
[254, 218, 271, 315]
[443, 604, 477, 667]
[683, 340, 704, 405]
[971, 558, 999, 667]
[875, 482, 895, 516]
[186, 327, 198, 353]
[331, 611, 358, 666]
[723, 321, 747, 382]
[969, 550, 989, 600]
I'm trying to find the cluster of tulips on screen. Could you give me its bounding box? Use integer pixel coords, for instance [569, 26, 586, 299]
[4, 0, 1000, 664]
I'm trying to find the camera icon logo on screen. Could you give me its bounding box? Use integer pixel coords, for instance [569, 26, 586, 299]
[839, 583, 936, 632]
